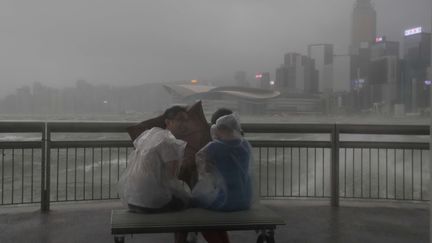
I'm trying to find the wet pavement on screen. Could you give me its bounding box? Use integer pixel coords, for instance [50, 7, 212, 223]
[0, 199, 428, 243]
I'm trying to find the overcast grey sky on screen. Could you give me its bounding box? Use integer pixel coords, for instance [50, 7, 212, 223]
[0, 0, 430, 96]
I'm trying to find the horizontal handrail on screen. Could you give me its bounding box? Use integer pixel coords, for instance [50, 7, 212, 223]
[337, 124, 429, 135]
[0, 121, 428, 136]
[242, 123, 333, 133]
[50, 140, 133, 148]
[250, 140, 331, 148]
[46, 122, 135, 133]
[340, 141, 429, 150]
[0, 122, 44, 133]
[0, 141, 43, 149]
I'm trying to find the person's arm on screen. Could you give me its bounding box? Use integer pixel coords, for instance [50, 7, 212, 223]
[158, 131, 187, 178]
[196, 144, 216, 175]
[195, 148, 207, 174]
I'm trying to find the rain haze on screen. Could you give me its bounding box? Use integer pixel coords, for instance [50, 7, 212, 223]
[1, 2, 432, 243]
[0, 0, 430, 97]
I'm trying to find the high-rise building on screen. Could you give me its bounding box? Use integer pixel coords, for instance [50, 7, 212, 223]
[402, 27, 431, 111]
[351, 0, 377, 54]
[349, 0, 377, 111]
[371, 37, 399, 59]
[303, 58, 319, 94]
[368, 56, 399, 112]
[349, 43, 371, 111]
[350, 44, 371, 89]
[276, 65, 295, 90]
[367, 37, 401, 113]
[258, 72, 271, 89]
[308, 44, 334, 93]
[276, 53, 318, 94]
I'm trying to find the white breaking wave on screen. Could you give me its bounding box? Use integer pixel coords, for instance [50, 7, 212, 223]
[72, 157, 128, 173]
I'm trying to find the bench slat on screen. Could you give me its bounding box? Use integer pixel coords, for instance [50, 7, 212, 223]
[111, 204, 285, 234]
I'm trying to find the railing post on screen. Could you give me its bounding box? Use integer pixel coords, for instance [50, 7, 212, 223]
[41, 122, 50, 212]
[331, 124, 339, 207]
[429, 78, 432, 238]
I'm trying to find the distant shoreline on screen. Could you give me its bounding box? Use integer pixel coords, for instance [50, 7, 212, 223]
[0, 113, 429, 125]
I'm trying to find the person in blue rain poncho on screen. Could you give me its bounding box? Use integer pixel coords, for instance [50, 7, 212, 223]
[192, 113, 253, 212]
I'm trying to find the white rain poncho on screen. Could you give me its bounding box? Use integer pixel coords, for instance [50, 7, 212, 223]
[117, 127, 190, 209]
[192, 114, 256, 211]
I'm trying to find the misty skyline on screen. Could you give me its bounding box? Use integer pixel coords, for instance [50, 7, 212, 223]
[1, 0, 430, 97]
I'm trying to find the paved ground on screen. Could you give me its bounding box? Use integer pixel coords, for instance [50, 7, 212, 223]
[0, 199, 428, 243]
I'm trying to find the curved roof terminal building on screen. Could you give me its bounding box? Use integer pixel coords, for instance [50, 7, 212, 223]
[163, 84, 322, 115]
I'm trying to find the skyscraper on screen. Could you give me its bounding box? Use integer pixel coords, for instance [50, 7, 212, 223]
[308, 44, 334, 93]
[350, 0, 376, 111]
[370, 37, 399, 59]
[276, 53, 318, 94]
[351, 0, 377, 54]
[402, 27, 431, 111]
[368, 37, 400, 113]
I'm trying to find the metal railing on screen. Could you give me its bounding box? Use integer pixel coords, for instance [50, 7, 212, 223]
[0, 122, 45, 206]
[338, 125, 429, 203]
[44, 122, 133, 211]
[0, 122, 429, 211]
[245, 124, 334, 202]
[245, 124, 430, 206]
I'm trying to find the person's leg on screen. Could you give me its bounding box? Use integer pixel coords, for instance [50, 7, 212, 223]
[218, 231, 230, 243]
[201, 231, 230, 243]
[129, 197, 190, 242]
[171, 194, 191, 242]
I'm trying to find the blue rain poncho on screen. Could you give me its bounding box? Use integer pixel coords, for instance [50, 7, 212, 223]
[192, 114, 254, 211]
[117, 127, 190, 209]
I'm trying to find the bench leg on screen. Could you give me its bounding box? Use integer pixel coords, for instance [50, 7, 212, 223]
[256, 229, 275, 243]
[114, 235, 125, 243]
[266, 229, 275, 243]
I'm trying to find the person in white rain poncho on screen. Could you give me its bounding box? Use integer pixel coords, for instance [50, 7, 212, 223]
[192, 113, 253, 212]
[118, 106, 191, 213]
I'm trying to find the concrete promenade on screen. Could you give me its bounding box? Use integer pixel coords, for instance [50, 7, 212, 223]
[0, 200, 428, 243]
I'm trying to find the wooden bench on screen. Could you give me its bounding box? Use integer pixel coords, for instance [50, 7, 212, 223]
[111, 204, 286, 243]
